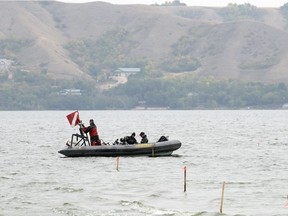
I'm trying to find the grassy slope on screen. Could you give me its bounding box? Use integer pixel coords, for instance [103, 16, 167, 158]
[0, 1, 287, 83]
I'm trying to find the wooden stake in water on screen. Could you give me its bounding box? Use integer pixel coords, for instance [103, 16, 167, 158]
[184, 165, 187, 192]
[220, 182, 225, 213]
[116, 156, 120, 171]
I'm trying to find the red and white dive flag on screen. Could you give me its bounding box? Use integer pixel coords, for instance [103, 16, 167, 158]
[66, 111, 80, 127]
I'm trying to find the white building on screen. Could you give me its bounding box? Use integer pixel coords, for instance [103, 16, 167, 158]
[113, 68, 141, 77]
[0, 59, 13, 72]
[58, 89, 82, 96]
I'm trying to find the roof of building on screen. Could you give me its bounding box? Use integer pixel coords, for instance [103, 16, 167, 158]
[114, 68, 141, 73]
[0, 59, 13, 71]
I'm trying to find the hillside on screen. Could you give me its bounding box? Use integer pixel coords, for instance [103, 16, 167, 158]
[0, 1, 288, 83]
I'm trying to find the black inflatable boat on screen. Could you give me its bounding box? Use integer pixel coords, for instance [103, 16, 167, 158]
[58, 139, 181, 157]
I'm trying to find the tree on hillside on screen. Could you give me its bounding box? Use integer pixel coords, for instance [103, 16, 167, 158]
[0, 39, 32, 59]
[64, 27, 151, 77]
[219, 3, 264, 21]
[280, 3, 288, 20]
[160, 55, 201, 72]
[161, 0, 186, 6]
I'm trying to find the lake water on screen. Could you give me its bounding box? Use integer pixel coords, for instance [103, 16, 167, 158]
[0, 110, 288, 216]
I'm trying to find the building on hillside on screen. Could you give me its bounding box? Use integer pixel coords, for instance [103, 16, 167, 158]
[113, 68, 141, 77]
[0, 59, 14, 72]
[58, 89, 82, 96]
[282, 103, 288, 109]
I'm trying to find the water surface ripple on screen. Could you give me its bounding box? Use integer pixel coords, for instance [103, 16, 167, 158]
[0, 110, 287, 216]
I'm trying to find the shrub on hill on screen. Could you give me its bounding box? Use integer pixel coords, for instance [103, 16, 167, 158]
[280, 3, 288, 20]
[0, 75, 288, 110]
[0, 38, 32, 59]
[109, 76, 288, 109]
[64, 27, 150, 76]
[219, 3, 264, 22]
[160, 55, 201, 72]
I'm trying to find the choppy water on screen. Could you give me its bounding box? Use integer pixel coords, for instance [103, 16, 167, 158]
[0, 110, 288, 216]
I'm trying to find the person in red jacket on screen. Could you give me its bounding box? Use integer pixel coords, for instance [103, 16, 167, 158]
[81, 119, 101, 146]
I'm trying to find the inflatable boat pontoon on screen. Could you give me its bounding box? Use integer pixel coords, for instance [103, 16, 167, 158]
[58, 139, 181, 157]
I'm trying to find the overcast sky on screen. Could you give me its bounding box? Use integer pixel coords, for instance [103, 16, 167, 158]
[57, 0, 288, 8]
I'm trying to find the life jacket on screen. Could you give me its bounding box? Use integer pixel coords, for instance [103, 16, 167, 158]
[89, 126, 98, 137]
[126, 136, 137, 144]
[83, 125, 98, 137]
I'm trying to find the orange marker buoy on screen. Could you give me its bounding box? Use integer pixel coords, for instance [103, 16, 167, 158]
[184, 165, 187, 192]
[116, 156, 120, 171]
[220, 182, 225, 213]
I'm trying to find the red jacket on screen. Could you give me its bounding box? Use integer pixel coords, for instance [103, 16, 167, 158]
[82, 125, 98, 137]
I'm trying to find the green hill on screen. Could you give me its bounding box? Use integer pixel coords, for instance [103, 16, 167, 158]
[1, 1, 288, 110]
[0, 1, 288, 83]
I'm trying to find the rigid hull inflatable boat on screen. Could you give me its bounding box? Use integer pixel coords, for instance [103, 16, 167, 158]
[58, 140, 181, 157]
